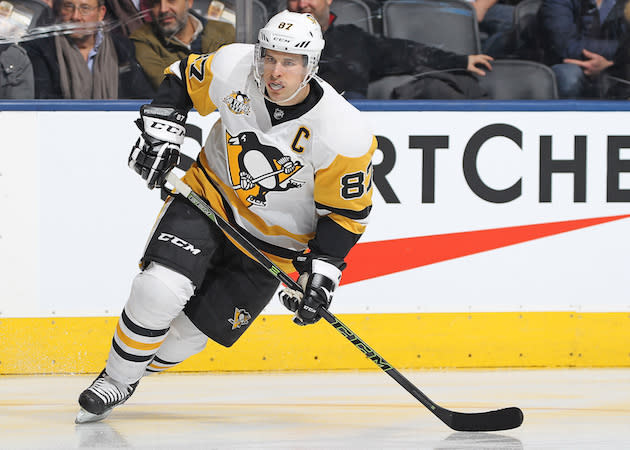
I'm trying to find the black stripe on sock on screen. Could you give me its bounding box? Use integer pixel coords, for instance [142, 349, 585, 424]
[121, 309, 169, 337]
[112, 338, 154, 363]
[153, 356, 180, 366]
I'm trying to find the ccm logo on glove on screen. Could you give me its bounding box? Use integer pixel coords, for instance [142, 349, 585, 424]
[149, 121, 186, 136]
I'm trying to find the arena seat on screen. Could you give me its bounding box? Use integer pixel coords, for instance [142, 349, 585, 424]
[382, 0, 481, 55]
[478, 59, 558, 100]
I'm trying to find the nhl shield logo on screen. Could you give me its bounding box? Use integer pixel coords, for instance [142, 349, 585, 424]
[228, 307, 252, 330]
[273, 108, 284, 120]
[223, 91, 251, 115]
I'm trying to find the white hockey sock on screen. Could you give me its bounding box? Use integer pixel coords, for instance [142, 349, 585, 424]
[105, 263, 195, 384]
[145, 312, 208, 375]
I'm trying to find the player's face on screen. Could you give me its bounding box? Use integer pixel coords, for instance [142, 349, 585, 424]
[262, 49, 309, 105]
[58, 0, 105, 39]
[150, 0, 192, 36]
[287, 0, 332, 29]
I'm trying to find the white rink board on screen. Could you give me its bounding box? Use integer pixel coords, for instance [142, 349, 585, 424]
[1, 109, 629, 317]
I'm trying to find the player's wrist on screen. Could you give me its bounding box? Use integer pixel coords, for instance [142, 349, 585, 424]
[139, 105, 187, 145]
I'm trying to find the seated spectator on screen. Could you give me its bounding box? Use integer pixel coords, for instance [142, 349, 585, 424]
[468, 0, 515, 57]
[0, 43, 34, 98]
[601, 0, 630, 98]
[287, 0, 493, 99]
[0, 1, 36, 99]
[539, 0, 628, 99]
[32, 0, 57, 26]
[24, 0, 154, 99]
[104, 0, 145, 36]
[130, 0, 235, 90]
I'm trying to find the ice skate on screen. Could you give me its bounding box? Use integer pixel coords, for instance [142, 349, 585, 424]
[75, 370, 138, 424]
[74, 407, 114, 424]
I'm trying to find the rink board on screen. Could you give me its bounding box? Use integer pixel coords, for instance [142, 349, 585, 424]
[1, 312, 629, 374]
[1, 101, 629, 373]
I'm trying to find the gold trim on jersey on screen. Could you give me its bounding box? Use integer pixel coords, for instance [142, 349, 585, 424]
[181, 155, 299, 273]
[183, 53, 218, 116]
[328, 212, 367, 235]
[314, 136, 377, 226]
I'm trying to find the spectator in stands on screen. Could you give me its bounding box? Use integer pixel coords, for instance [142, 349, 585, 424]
[130, 0, 235, 90]
[600, 0, 630, 98]
[0, 43, 34, 98]
[287, 0, 493, 99]
[104, 0, 145, 36]
[24, 0, 153, 99]
[34, 0, 57, 26]
[539, 0, 628, 98]
[468, 0, 515, 57]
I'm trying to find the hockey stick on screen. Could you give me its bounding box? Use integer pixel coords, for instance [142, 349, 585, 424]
[164, 172, 524, 432]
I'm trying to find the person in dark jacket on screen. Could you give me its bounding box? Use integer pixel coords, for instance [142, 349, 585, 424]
[600, 0, 630, 98]
[539, 0, 628, 98]
[24, 0, 154, 99]
[130, 0, 235, 90]
[104, 0, 145, 37]
[287, 0, 493, 99]
[0, 43, 35, 99]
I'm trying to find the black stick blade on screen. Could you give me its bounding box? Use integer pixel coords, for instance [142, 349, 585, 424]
[438, 406, 524, 432]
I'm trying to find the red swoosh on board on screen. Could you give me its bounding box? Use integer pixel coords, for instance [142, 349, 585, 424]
[338, 214, 630, 285]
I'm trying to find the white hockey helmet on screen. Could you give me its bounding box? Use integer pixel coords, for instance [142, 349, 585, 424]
[254, 10, 325, 103]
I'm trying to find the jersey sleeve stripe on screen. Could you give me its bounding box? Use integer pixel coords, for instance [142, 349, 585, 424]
[327, 212, 368, 235]
[164, 60, 184, 80]
[315, 201, 372, 220]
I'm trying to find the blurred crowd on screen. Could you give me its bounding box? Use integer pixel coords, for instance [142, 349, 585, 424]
[1, 0, 630, 100]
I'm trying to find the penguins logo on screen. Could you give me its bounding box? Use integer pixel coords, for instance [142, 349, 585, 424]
[222, 91, 251, 115]
[227, 131, 304, 207]
[228, 307, 252, 330]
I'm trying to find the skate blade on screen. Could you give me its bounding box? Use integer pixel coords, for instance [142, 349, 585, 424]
[75, 407, 112, 424]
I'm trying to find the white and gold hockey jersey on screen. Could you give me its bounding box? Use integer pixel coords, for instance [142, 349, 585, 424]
[162, 44, 377, 272]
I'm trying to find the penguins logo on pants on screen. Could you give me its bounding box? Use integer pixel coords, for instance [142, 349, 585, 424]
[228, 307, 252, 330]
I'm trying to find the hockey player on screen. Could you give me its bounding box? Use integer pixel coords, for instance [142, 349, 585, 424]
[75, 10, 376, 423]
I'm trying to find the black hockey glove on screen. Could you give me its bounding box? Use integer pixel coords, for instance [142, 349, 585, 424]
[279, 254, 346, 326]
[129, 105, 186, 189]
